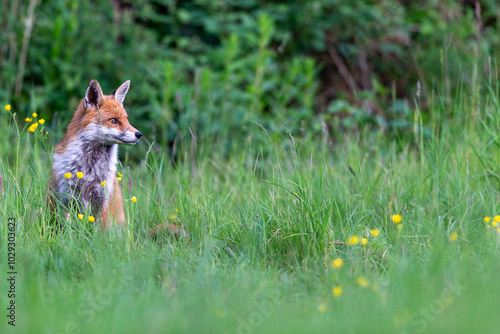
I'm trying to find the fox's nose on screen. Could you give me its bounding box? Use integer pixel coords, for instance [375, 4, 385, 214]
[135, 132, 142, 139]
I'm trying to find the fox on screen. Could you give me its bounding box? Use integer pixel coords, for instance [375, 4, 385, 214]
[48, 79, 142, 229]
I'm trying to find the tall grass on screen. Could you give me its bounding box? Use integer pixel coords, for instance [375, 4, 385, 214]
[1, 71, 500, 334]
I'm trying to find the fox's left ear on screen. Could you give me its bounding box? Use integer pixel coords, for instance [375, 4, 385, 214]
[112, 80, 130, 104]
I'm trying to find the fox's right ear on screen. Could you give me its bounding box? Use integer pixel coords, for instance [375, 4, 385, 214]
[84, 80, 104, 109]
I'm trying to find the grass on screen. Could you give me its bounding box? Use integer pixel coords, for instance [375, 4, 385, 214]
[1, 82, 500, 334]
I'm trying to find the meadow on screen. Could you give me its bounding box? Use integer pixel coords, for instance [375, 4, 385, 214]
[1, 74, 500, 334]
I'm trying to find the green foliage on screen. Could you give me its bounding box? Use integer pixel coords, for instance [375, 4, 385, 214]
[1, 0, 499, 153]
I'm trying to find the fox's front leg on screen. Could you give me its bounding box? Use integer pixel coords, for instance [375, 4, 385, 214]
[101, 176, 126, 229]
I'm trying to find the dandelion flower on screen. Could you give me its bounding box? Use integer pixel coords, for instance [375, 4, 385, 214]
[347, 235, 360, 245]
[101, 180, 106, 187]
[25, 117, 32, 122]
[484, 217, 491, 223]
[88, 216, 95, 223]
[32, 112, 37, 118]
[77, 214, 84, 220]
[450, 232, 458, 242]
[357, 277, 369, 287]
[39, 119, 45, 124]
[76, 172, 84, 179]
[391, 214, 402, 224]
[64, 173, 72, 179]
[370, 229, 380, 237]
[331, 258, 344, 269]
[492, 221, 498, 227]
[332, 286, 342, 297]
[361, 237, 368, 245]
[131, 196, 137, 203]
[494, 215, 500, 222]
[5, 104, 11, 111]
[318, 304, 327, 313]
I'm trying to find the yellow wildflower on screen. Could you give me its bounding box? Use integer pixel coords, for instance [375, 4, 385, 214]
[117, 177, 122, 181]
[494, 215, 500, 222]
[88, 216, 95, 223]
[77, 214, 84, 220]
[331, 258, 344, 269]
[318, 304, 327, 313]
[64, 173, 72, 179]
[175, 208, 179, 212]
[361, 237, 368, 245]
[169, 214, 176, 220]
[101, 180, 106, 187]
[332, 286, 342, 297]
[370, 229, 380, 237]
[5, 105, 11, 111]
[117, 172, 122, 177]
[391, 214, 402, 224]
[76, 172, 84, 179]
[484, 217, 491, 223]
[347, 235, 360, 245]
[39, 119, 45, 124]
[32, 112, 37, 118]
[450, 232, 458, 242]
[131, 196, 137, 203]
[25, 117, 32, 122]
[357, 277, 369, 287]
[492, 221, 498, 227]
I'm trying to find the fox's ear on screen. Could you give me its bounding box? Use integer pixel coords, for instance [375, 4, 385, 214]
[113, 80, 130, 104]
[84, 80, 104, 109]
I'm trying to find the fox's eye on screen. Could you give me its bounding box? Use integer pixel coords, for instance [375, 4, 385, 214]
[109, 118, 119, 124]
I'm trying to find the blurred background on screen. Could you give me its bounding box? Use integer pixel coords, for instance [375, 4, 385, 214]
[1, 0, 499, 155]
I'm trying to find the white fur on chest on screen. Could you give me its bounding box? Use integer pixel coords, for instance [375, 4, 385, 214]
[53, 130, 118, 214]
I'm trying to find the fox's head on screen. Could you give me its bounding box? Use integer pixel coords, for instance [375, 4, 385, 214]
[80, 79, 142, 145]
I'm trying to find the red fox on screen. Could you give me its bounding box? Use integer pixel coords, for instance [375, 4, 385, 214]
[48, 79, 142, 229]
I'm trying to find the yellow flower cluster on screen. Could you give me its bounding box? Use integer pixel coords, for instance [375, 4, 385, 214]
[77, 213, 95, 223]
[117, 171, 123, 181]
[484, 216, 500, 231]
[347, 228, 380, 247]
[24, 111, 47, 135]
